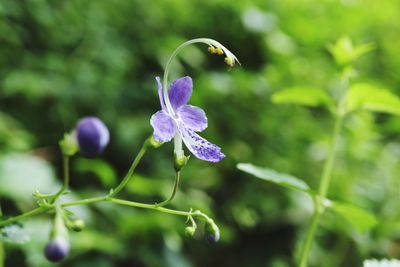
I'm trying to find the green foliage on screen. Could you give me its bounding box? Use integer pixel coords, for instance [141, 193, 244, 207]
[345, 83, 400, 115]
[237, 163, 311, 193]
[329, 202, 378, 232]
[271, 87, 334, 109]
[328, 36, 375, 66]
[1, 0, 400, 266]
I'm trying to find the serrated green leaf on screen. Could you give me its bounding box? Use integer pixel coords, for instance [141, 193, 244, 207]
[271, 87, 333, 109]
[237, 163, 311, 193]
[329, 201, 378, 232]
[345, 83, 400, 116]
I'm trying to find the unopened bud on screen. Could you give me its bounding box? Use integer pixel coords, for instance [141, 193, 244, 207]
[68, 218, 85, 232]
[44, 236, 70, 262]
[185, 226, 196, 237]
[76, 117, 110, 157]
[205, 221, 220, 243]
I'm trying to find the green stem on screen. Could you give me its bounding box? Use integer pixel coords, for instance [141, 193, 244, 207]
[155, 171, 181, 207]
[61, 196, 108, 207]
[0, 195, 213, 230]
[0, 206, 52, 227]
[0, 241, 3, 267]
[53, 156, 70, 200]
[108, 138, 149, 197]
[108, 198, 212, 222]
[299, 113, 344, 267]
[0, 203, 4, 267]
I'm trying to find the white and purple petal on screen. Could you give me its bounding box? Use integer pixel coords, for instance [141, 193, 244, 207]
[150, 110, 176, 142]
[178, 105, 208, 132]
[168, 76, 193, 111]
[177, 123, 224, 162]
[156, 77, 166, 111]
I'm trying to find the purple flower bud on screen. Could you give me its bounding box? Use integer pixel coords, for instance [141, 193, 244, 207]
[44, 237, 70, 262]
[205, 232, 220, 243]
[205, 222, 220, 243]
[76, 117, 110, 157]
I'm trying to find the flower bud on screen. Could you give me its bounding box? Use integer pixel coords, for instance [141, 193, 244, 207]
[44, 236, 70, 262]
[59, 133, 79, 156]
[67, 218, 85, 232]
[205, 221, 220, 243]
[185, 226, 196, 237]
[76, 117, 110, 157]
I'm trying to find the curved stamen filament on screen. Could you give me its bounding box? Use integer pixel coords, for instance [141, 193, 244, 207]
[162, 38, 239, 117]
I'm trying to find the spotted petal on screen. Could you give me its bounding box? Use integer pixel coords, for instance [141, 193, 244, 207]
[169, 76, 193, 111]
[178, 105, 207, 132]
[150, 110, 176, 142]
[178, 123, 224, 162]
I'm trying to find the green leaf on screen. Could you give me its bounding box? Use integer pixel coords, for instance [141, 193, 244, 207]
[329, 201, 378, 232]
[237, 163, 311, 193]
[271, 87, 333, 109]
[345, 83, 400, 116]
[328, 36, 375, 66]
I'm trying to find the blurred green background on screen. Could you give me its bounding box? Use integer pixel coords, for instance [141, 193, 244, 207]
[1, 0, 400, 266]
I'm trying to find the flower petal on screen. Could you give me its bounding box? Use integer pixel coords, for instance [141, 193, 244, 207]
[150, 110, 176, 142]
[178, 105, 207, 132]
[156, 77, 166, 110]
[178, 123, 225, 162]
[168, 76, 193, 111]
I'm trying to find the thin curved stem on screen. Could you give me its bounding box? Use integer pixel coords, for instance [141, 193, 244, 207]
[0, 193, 214, 228]
[0, 206, 52, 227]
[155, 171, 181, 207]
[108, 138, 149, 197]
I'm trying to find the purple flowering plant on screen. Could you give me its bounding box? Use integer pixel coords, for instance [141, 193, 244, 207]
[151, 76, 225, 163]
[0, 38, 239, 262]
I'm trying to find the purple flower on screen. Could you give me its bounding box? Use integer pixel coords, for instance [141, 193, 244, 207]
[150, 76, 225, 162]
[44, 237, 70, 262]
[76, 117, 110, 157]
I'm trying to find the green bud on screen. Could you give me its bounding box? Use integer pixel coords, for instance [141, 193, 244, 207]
[185, 226, 196, 237]
[67, 219, 85, 232]
[59, 132, 79, 156]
